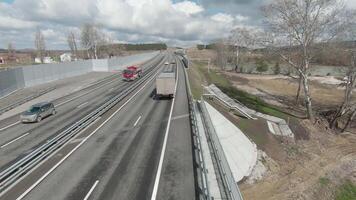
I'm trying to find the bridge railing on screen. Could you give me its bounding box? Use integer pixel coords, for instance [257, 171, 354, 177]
[199, 98, 244, 200]
[182, 62, 210, 200]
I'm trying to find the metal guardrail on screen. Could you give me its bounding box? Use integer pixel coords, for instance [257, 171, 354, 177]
[0, 55, 166, 192]
[182, 60, 210, 199]
[202, 93, 256, 120]
[199, 98, 244, 200]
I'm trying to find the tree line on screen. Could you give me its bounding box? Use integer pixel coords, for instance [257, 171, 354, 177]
[31, 23, 167, 61]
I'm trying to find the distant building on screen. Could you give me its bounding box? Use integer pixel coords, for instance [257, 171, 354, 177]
[43, 57, 54, 64]
[35, 57, 55, 64]
[34, 57, 42, 63]
[60, 53, 72, 62]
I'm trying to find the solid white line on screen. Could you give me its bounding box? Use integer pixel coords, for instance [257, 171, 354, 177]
[133, 116, 142, 127]
[77, 101, 89, 108]
[150, 62, 179, 200]
[0, 121, 20, 131]
[0, 132, 30, 148]
[15, 70, 161, 200]
[83, 180, 99, 200]
[0, 89, 19, 100]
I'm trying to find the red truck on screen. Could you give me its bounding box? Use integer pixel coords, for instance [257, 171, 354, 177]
[122, 65, 143, 81]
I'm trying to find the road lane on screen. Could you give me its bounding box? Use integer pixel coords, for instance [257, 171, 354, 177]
[0, 54, 165, 170]
[15, 56, 170, 200]
[156, 56, 196, 199]
[0, 52, 196, 200]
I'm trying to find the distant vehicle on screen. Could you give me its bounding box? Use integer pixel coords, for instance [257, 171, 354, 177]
[164, 62, 169, 65]
[20, 102, 56, 123]
[122, 65, 142, 81]
[171, 61, 176, 64]
[156, 65, 176, 99]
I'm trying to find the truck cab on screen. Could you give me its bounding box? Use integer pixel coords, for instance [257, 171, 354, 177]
[122, 66, 142, 81]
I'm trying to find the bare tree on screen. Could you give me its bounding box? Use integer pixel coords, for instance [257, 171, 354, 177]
[67, 31, 78, 59]
[330, 51, 356, 131]
[262, 0, 350, 120]
[34, 28, 46, 63]
[214, 39, 229, 70]
[229, 27, 257, 72]
[80, 23, 109, 59]
[7, 42, 16, 62]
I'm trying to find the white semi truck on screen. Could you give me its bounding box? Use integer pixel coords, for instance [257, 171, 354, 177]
[156, 64, 176, 99]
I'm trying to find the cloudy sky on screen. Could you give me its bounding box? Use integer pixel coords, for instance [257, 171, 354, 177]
[0, 0, 355, 49]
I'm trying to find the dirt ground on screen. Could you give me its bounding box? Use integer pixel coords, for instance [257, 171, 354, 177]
[224, 72, 351, 108]
[208, 92, 356, 200]
[240, 120, 356, 200]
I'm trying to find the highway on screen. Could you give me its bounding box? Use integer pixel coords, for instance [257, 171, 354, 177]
[0, 52, 196, 200]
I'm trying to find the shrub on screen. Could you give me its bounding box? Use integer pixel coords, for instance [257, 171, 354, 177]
[256, 59, 269, 73]
[274, 62, 280, 75]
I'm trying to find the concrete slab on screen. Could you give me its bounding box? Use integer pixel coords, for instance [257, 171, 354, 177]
[204, 101, 258, 183]
[195, 103, 222, 199]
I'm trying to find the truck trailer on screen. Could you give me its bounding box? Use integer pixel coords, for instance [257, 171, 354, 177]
[156, 71, 176, 99]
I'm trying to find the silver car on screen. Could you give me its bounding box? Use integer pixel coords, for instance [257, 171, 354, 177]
[20, 102, 56, 123]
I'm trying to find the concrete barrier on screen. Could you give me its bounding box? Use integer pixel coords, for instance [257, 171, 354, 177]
[0, 51, 159, 98]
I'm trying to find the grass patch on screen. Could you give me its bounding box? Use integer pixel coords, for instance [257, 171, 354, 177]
[187, 67, 204, 99]
[236, 118, 270, 147]
[218, 84, 289, 119]
[335, 180, 356, 200]
[192, 61, 230, 87]
[319, 177, 330, 187]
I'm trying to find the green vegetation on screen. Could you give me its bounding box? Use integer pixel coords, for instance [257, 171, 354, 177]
[197, 44, 205, 50]
[217, 85, 288, 119]
[236, 118, 269, 146]
[187, 67, 204, 99]
[319, 177, 330, 187]
[256, 59, 269, 73]
[274, 62, 280, 75]
[335, 180, 356, 200]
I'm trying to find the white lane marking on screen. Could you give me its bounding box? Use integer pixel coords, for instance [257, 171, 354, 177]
[72, 86, 83, 93]
[133, 116, 142, 127]
[15, 70, 161, 200]
[171, 114, 189, 120]
[83, 180, 99, 200]
[150, 61, 179, 200]
[0, 89, 19, 100]
[0, 121, 20, 131]
[77, 101, 89, 108]
[1, 132, 30, 149]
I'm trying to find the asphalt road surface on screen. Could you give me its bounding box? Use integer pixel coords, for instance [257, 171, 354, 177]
[0, 52, 196, 200]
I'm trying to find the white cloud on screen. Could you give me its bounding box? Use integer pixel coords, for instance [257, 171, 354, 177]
[211, 13, 234, 24]
[235, 15, 249, 22]
[345, 0, 356, 9]
[173, 1, 204, 15]
[0, 0, 254, 49]
[0, 15, 37, 29]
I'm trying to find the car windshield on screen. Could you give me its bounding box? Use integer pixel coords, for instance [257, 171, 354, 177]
[123, 70, 133, 75]
[28, 106, 41, 113]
